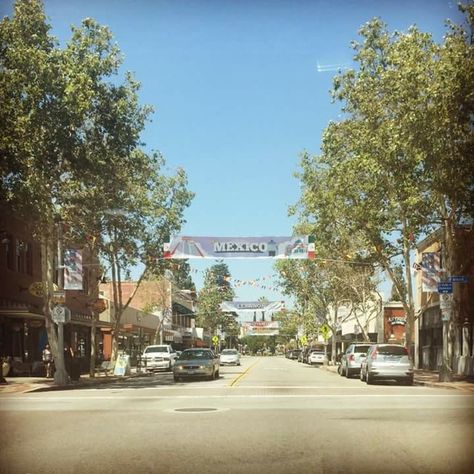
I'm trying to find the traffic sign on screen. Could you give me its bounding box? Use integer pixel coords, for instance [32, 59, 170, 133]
[439, 295, 453, 311]
[52, 305, 71, 324]
[300, 335, 308, 346]
[319, 324, 331, 341]
[212, 335, 219, 345]
[437, 282, 453, 294]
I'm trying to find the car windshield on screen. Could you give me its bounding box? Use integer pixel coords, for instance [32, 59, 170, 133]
[354, 345, 371, 353]
[144, 346, 168, 354]
[221, 350, 238, 355]
[179, 350, 213, 360]
[378, 346, 408, 356]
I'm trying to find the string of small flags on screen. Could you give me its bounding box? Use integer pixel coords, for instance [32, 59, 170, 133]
[186, 267, 282, 292]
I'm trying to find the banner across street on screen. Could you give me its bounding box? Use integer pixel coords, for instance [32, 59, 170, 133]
[164, 235, 315, 259]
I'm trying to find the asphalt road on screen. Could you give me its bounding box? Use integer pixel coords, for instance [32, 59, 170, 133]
[1, 356, 473, 474]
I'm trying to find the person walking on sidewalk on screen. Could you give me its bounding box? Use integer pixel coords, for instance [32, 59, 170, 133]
[42, 344, 53, 378]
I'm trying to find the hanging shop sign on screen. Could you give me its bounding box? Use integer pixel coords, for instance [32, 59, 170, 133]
[64, 249, 83, 290]
[388, 317, 406, 326]
[164, 236, 314, 259]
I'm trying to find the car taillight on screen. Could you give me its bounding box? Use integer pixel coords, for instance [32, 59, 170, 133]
[371, 350, 378, 360]
[348, 354, 355, 362]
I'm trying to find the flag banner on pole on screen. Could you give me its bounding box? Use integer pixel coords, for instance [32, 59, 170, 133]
[242, 321, 280, 336]
[64, 249, 83, 290]
[221, 301, 284, 313]
[421, 252, 440, 292]
[164, 236, 313, 259]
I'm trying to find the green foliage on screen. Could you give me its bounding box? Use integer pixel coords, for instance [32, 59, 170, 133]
[197, 263, 235, 334]
[0, 1, 194, 361]
[293, 7, 474, 349]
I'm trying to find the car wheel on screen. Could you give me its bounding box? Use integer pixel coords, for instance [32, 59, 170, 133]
[173, 375, 180, 382]
[360, 370, 364, 381]
[345, 367, 351, 378]
[214, 369, 219, 379]
[366, 371, 373, 385]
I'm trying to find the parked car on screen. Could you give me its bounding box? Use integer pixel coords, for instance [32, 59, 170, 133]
[141, 344, 177, 372]
[339, 343, 372, 378]
[173, 348, 220, 382]
[307, 351, 327, 365]
[360, 344, 414, 385]
[286, 349, 301, 360]
[219, 349, 241, 366]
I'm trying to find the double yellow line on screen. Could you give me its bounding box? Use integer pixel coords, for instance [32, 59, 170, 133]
[229, 360, 260, 387]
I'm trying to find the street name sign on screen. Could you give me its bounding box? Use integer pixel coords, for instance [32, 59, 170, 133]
[449, 276, 469, 283]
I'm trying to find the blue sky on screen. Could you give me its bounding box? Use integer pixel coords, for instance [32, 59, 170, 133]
[2, 0, 464, 307]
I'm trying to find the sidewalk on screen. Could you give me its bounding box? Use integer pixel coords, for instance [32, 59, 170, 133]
[0, 368, 150, 395]
[320, 365, 474, 393]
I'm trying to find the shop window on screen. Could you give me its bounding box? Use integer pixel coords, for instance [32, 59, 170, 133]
[1, 233, 15, 270]
[16, 240, 32, 274]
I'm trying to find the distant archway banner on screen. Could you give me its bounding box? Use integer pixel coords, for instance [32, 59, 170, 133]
[164, 236, 314, 259]
[220, 301, 284, 313]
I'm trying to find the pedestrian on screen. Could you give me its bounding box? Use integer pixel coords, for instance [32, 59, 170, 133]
[64, 344, 74, 374]
[42, 344, 53, 378]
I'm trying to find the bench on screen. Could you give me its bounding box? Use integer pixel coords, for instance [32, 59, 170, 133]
[95, 361, 115, 376]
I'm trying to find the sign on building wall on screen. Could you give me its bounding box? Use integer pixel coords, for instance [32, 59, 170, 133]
[164, 236, 314, 259]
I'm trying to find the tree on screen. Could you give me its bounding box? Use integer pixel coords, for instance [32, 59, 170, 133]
[0, 1, 193, 378]
[171, 260, 196, 292]
[293, 8, 474, 366]
[197, 263, 235, 336]
[275, 258, 376, 363]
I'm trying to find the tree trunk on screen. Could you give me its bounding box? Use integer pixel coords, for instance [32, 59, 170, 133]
[439, 213, 458, 381]
[41, 229, 68, 385]
[89, 317, 96, 377]
[402, 218, 415, 359]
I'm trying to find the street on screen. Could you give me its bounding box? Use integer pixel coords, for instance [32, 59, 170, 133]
[1, 356, 473, 474]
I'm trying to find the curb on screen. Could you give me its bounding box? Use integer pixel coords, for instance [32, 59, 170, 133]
[320, 364, 474, 393]
[25, 372, 150, 393]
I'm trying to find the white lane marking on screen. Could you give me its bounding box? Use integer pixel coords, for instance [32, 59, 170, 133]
[93, 385, 429, 391]
[1, 394, 470, 401]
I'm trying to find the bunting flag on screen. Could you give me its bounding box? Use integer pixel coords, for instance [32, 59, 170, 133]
[164, 236, 314, 259]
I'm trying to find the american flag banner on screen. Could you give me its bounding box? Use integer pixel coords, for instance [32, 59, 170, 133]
[421, 252, 441, 293]
[64, 249, 83, 290]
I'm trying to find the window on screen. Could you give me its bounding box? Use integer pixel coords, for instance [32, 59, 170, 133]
[378, 345, 408, 356]
[16, 240, 32, 274]
[1, 233, 14, 270]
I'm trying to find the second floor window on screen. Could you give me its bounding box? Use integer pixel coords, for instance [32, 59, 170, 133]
[16, 240, 33, 275]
